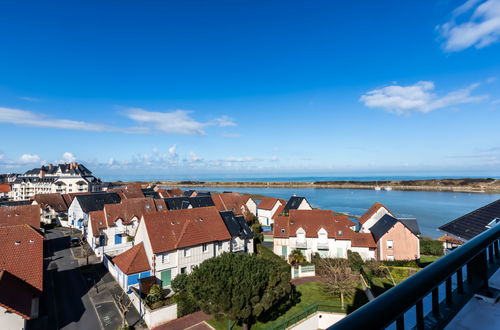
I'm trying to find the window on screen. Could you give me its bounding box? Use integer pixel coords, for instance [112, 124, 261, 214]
[202, 243, 208, 252]
[387, 255, 394, 261]
[181, 267, 187, 274]
[387, 240, 394, 249]
[184, 248, 191, 257]
[337, 230, 343, 236]
[162, 254, 169, 264]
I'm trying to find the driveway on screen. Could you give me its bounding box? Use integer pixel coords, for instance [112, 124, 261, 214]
[44, 227, 102, 330]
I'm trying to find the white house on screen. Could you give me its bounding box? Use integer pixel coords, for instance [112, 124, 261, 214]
[67, 192, 121, 230]
[257, 197, 286, 226]
[87, 198, 167, 256]
[10, 163, 101, 200]
[273, 209, 376, 261]
[112, 206, 237, 290]
[357, 203, 394, 233]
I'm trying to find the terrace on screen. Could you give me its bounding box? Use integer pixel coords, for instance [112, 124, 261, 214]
[330, 224, 500, 329]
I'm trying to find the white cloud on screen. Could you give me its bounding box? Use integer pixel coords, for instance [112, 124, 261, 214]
[18, 154, 41, 164]
[360, 81, 487, 114]
[213, 115, 237, 127]
[492, 99, 500, 104]
[0, 107, 112, 131]
[62, 152, 77, 162]
[438, 0, 500, 52]
[188, 152, 202, 162]
[125, 108, 208, 135]
[486, 76, 497, 83]
[17, 96, 41, 102]
[168, 144, 177, 155]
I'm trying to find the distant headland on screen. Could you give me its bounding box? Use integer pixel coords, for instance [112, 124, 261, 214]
[112, 178, 500, 194]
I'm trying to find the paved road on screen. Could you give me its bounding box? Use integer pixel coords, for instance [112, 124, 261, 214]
[45, 228, 102, 330]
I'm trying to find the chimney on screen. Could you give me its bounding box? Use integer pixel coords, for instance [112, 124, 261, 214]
[49, 164, 52, 170]
[69, 163, 73, 169]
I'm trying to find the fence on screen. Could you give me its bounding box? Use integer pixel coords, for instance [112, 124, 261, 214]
[128, 287, 178, 328]
[262, 303, 345, 330]
[291, 265, 315, 279]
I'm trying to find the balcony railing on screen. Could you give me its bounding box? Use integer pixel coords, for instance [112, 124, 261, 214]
[317, 242, 329, 250]
[295, 241, 308, 249]
[330, 224, 500, 330]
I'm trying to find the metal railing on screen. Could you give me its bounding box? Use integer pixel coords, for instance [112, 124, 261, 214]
[263, 303, 344, 330]
[295, 241, 307, 249]
[330, 224, 500, 329]
[317, 242, 329, 250]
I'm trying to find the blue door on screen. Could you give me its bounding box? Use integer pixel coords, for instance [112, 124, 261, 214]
[115, 234, 122, 244]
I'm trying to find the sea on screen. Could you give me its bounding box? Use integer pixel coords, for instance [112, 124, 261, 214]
[101, 175, 500, 239]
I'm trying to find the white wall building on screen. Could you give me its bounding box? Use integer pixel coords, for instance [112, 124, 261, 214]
[10, 163, 101, 200]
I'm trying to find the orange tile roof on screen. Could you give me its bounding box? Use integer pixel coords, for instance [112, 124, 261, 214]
[351, 232, 377, 248]
[108, 188, 145, 199]
[211, 193, 252, 215]
[142, 206, 231, 254]
[273, 209, 355, 240]
[436, 234, 464, 245]
[0, 270, 39, 319]
[0, 204, 41, 229]
[0, 184, 10, 193]
[34, 193, 69, 212]
[357, 202, 394, 225]
[61, 192, 87, 206]
[257, 197, 282, 210]
[113, 243, 150, 275]
[157, 188, 184, 198]
[0, 224, 43, 292]
[89, 210, 107, 237]
[104, 197, 159, 226]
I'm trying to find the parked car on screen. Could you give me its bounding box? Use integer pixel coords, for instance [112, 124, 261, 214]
[69, 237, 80, 247]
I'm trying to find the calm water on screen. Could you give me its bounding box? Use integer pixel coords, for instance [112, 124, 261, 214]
[186, 186, 500, 238]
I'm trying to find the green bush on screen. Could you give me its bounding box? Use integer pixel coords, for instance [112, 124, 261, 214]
[382, 260, 418, 267]
[420, 238, 444, 256]
[174, 293, 200, 317]
[144, 284, 164, 306]
[347, 250, 364, 273]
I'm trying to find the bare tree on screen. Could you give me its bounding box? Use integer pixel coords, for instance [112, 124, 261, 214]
[317, 258, 358, 310]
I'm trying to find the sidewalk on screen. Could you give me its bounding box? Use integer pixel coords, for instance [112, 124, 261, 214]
[153, 311, 211, 330]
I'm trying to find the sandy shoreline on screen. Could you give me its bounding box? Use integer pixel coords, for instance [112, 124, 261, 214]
[112, 178, 500, 194]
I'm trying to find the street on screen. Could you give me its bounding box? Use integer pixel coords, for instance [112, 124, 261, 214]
[44, 227, 102, 330]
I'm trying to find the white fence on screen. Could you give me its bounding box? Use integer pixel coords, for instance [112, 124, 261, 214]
[291, 265, 316, 279]
[289, 312, 346, 330]
[128, 288, 178, 328]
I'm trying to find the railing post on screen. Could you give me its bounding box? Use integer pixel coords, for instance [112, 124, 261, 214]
[494, 240, 499, 259]
[456, 268, 464, 294]
[416, 299, 424, 330]
[466, 250, 488, 290]
[488, 244, 494, 264]
[446, 278, 453, 305]
[432, 287, 440, 317]
[396, 315, 404, 330]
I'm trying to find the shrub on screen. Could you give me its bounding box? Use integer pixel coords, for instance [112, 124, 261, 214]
[420, 238, 444, 256]
[347, 250, 364, 273]
[382, 259, 418, 267]
[144, 284, 164, 306]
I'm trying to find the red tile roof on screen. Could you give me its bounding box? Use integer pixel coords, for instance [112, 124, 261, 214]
[351, 232, 377, 248]
[357, 202, 394, 225]
[108, 188, 145, 199]
[0, 184, 10, 193]
[61, 192, 87, 206]
[273, 209, 355, 240]
[0, 224, 43, 292]
[436, 234, 464, 245]
[113, 243, 150, 275]
[157, 188, 184, 198]
[142, 206, 231, 254]
[104, 197, 160, 226]
[0, 270, 39, 319]
[34, 193, 69, 212]
[0, 205, 41, 229]
[257, 197, 283, 210]
[211, 193, 252, 215]
[89, 210, 107, 237]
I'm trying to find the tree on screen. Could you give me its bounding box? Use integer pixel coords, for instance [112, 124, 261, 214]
[288, 249, 306, 266]
[172, 273, 199, 317]
[347, 250, 364, 272]
[317, 258, 358, 310]
[186, 252, 293, 329]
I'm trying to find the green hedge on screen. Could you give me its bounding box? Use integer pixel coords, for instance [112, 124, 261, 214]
[420, 238, 444, 256]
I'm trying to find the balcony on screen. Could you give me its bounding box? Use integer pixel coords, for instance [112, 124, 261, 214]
[317, 242, 329, 250]
[330, 224, 500, 330]
[295, 241, 308, 249]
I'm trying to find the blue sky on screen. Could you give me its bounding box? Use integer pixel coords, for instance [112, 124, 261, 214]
[1, 0, 500, 179]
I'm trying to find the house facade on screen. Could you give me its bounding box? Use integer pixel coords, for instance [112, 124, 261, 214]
[10, 163, 102, 200]
[257, 197, 286, 226]
[273, 209, 375, 261]
[111, 207, 240, 290]
[67, 192, 121, 229]
[87, 198, 167, 256]
[357, 203, 395, 233]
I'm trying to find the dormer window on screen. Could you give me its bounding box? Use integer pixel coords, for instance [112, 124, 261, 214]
[338, 230, 343, 236]
[281, 229, 285, 233]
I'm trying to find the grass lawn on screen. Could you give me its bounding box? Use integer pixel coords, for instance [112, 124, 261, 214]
[420, 255, 441, 264]
[206, 281, 368, 330]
